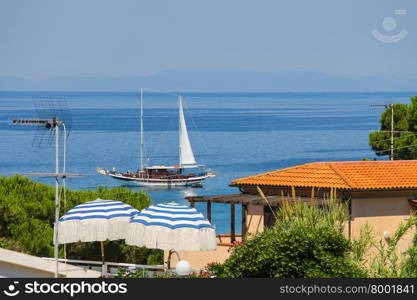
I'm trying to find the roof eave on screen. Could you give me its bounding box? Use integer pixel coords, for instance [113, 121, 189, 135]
[231, 183, 417, 192]
[230, 183, 349, 190]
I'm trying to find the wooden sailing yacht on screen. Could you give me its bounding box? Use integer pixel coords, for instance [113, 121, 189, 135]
[97, 89, 213, 187]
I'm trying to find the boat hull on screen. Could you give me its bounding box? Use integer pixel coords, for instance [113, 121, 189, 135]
[107, 172, 208, 187]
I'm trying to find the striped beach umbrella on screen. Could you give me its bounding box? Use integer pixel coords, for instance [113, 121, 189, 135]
[57, 198, 139, 244]
[126, 202, 216, 251]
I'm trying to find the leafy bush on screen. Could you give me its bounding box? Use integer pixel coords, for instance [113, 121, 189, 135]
[0, 175, 162, 264]
[210, 198, 367, 278]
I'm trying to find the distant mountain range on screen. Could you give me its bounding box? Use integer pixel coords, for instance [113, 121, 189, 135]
[1, 70, 416, 92]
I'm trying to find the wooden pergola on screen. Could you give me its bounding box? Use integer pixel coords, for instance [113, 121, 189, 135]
[186, 193, 328, 243]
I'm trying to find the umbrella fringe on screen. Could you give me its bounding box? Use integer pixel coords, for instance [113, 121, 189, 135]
[126, 223, 217, 251]
[57, 218, 131, 244]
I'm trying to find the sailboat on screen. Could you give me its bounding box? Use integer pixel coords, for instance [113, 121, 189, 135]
[97, 89, 213, 187]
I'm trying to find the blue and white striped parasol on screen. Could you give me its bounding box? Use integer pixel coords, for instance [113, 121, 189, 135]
[126, 202, 216, 251]
[57, 198, 139, 244]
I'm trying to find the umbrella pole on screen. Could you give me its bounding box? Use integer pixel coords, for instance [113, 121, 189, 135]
[100, 241, 105, 277]
[167, 250, 172, 269]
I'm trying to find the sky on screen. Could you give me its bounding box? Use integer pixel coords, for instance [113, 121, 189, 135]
[0, 0, 416, 80]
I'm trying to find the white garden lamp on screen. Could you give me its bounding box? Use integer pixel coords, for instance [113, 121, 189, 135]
[175, 260, 192, 276]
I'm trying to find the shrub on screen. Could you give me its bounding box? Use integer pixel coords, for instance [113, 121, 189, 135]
[401, 246, 417, 277]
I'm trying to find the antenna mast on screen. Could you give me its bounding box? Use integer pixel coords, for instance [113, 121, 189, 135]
[11, 98, 84, 278]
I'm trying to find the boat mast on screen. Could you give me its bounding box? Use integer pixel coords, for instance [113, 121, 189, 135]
[178, 95, 182, 169]
[140, 88, 144, 171]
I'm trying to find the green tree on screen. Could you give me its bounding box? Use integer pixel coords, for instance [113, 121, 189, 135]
[369, 96, 417, 159]
[0, 175, 162, 265]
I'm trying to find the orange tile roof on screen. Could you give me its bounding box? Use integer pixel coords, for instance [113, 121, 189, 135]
[232, 161, 417, 190]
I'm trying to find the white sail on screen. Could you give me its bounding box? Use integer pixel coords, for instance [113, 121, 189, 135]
[179, 96, 197, 166]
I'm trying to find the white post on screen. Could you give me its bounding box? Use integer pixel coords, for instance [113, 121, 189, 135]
[62, 123, 67, 262]
[54, 119, 60, 278]
[390, 105, 394, 161]
[62, 123, 66, 186]
[140, 88, 144, 171]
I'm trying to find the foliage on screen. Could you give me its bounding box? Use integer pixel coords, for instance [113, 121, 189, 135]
[349, 224, 373, 268]
[401, 246, 417, 277]
[400, 219, 417, 277]
[207, 197, 417, 278]
[0, 175, 163, 264]
[368, 216, 417, 277]
[0, 237, 22, 252]
[200, 262, 223, 278]
[205, 188, 417, 278]
[369, 96, 417, 159]
[116, 267, 150, 278]
[210, 199, 367, 278]
[115, 267, 200, 278]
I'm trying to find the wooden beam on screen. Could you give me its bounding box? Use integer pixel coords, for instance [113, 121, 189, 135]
[207, 201, 212, 222]
[189, 200, 195, 208]
[230, 203, 235, 243]
[217, 233, 243, 238]
[241, 203, 247, 241]
[186, 194, 330, 206]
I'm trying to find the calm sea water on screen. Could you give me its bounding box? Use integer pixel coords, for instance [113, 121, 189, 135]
[1, 91, 416, 233]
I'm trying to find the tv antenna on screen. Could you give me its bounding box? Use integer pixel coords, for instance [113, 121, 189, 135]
[11, 97, 84, 278]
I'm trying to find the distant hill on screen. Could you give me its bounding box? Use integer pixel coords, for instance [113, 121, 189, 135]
[1, 70, 416, 92]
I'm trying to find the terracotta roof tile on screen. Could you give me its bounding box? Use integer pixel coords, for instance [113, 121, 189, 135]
[232, 161, 417, 190]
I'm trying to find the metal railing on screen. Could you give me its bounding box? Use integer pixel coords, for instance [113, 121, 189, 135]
[42, 257, 164, 277]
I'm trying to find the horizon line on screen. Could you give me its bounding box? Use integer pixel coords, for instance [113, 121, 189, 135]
[1, 89, 417, 94]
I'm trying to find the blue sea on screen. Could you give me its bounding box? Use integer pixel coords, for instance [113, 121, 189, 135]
[1, 91, 416, 233]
